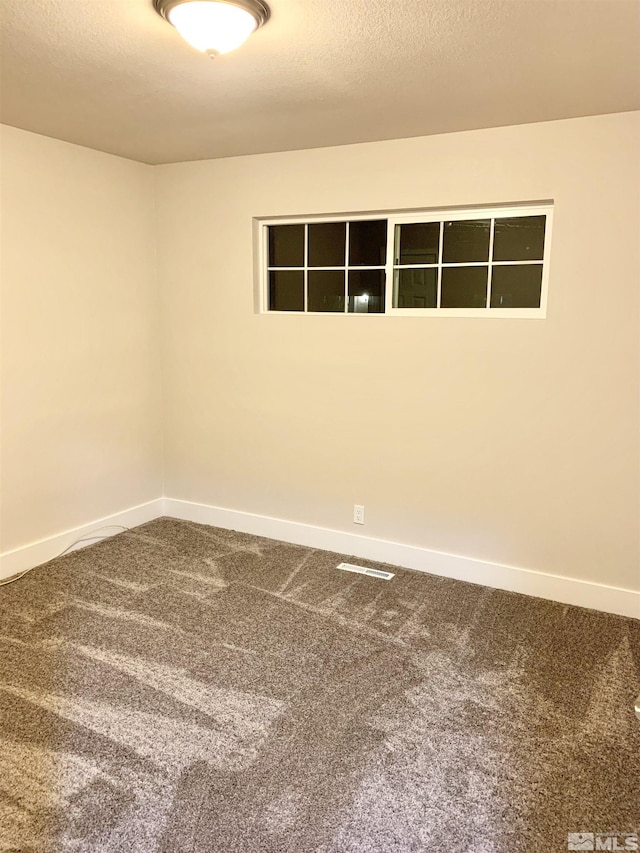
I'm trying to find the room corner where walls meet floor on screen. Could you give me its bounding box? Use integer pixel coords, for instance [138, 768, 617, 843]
[1, 497, 638, 620]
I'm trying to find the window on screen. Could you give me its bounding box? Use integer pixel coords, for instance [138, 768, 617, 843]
[266, 219, 387, 314]
[258, 203, 553, 318]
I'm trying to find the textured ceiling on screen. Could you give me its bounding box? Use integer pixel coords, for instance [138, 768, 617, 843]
[1, 0, 639, 165]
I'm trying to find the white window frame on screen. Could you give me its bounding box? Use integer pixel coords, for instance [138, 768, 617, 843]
[256, 202, 553, 318]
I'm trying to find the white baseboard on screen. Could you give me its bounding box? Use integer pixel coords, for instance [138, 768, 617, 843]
[163, 498, 640, 620]
[0, 499, 164, 581]
[2, 495, 638, 619]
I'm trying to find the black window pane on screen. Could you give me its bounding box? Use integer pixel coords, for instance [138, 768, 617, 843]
[396, 222, 440, 265]
[269, 224, 304, 267]
[394, 268, 437, 308]
[308, 270, 345, 312]
[269, 271, 304, 311]
[308, 222, 346, 267]
[348, 269, 385, 313]
[349, 220, 387, 266]
[441, 266, 488, 308]
[490, 265, 543, 308]
[442, 219, 490, 263]
[493, 216, 546, 261]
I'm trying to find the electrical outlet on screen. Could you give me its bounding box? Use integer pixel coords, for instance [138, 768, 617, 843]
[353, 504, 365, 525]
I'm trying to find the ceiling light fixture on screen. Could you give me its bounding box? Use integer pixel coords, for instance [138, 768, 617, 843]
[154, 0, 270, 58]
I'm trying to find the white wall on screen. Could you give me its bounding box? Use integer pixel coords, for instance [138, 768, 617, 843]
[155, 112, 640, 594]
[1, 113, 637, 602]
[0, 126, 163, 554]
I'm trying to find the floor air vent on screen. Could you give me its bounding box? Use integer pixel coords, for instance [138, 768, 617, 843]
[337, 562, 395, 580]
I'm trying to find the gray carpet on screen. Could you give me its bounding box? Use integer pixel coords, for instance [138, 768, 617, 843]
[0, 517, 638, 852]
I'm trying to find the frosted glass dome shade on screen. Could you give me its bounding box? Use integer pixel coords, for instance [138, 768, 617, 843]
[159, 1, 268, 56]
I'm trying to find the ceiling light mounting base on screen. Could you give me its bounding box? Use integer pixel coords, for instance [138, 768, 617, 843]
[153, 0, 270, 29]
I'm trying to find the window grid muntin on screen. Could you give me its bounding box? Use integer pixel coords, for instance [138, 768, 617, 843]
[344, 222, 349, 313]
[436, 221, 445, 308]
[486, 219, 496, 310]
[303, 223, 308, 312]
